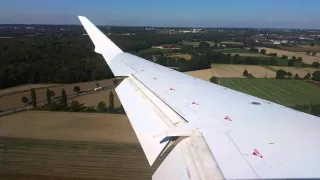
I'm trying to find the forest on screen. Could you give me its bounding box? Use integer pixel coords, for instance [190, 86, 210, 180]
[0, 27, 237, 89]
[1, 26, 319, 89]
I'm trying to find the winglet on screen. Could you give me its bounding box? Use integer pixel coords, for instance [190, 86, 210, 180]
[78, 16, 122, 63]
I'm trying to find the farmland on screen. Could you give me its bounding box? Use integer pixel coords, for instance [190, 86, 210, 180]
[184, 64, 277, 80]
[71, 88, 121, 107]
[281, 45, 320, 53]
[0, 84, 61, 96]
[219, 78, 320, 107]
[220, 41, 244, 45]
[269, 66, 317, 77]
[257, 47, 320, 64]
[215, 48, 256, 54]
[0, 111, 155, 180]
[168, 53, 192, 60]
[138, 48, 175, 55]
[0, 79, 113, 110]
[182, 41, 216, 47]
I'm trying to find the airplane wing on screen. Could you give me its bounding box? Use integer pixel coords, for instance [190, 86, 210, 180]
[78, 16, 320, 179]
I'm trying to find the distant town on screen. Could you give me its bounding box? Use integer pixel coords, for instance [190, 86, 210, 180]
[1, 24, 320, 46]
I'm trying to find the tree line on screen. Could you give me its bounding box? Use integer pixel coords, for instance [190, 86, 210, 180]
[21, 86, 124, 113]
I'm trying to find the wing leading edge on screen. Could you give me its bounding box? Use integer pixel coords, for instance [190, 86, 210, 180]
[79, 16, 320, 179]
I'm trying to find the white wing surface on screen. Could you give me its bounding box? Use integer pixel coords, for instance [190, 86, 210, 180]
[78, 16, 320, 179]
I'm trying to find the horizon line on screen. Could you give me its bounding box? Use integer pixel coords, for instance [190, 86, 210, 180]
[0, 23, 319, 31]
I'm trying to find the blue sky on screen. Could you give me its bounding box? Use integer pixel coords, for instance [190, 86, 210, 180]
[0, 0, 319, 28]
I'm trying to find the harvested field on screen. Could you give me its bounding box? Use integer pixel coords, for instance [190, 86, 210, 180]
[0, 111, 155, 179]
[270, 66, 317, 77]
[219, 78, 320, 107]
[257, 47, 320, 64]
[282, 45, 320, 53]
[0, 84, 61, 96]
[185, 64, 276, 80]
[0, 111, 135, 142]
[71, 89, 121, 107]
[0, 79, 113, 110]
[184, 69, 219, 81]
[169, 53, 192, 60]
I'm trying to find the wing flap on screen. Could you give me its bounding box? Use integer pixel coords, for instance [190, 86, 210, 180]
[116, 75, 187, 165]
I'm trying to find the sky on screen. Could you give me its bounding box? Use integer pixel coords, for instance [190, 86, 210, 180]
[0, 0, 319, 29]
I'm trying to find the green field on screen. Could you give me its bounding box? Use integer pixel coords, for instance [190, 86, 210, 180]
[215, 48, 255, 53]
[182, 41, 216, 47]
[138, 48, 175, 54]
[219, 78, 320, 107]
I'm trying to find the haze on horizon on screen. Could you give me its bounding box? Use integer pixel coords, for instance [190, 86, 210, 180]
[0, 0, 319, 29]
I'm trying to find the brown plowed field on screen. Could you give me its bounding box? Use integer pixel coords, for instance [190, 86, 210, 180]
[0, 111, 156, 180]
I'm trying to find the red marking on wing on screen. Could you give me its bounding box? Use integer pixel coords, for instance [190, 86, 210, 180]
[192, 101, 199, 105]
[169, 88, 175, 91]
[224, 116, 232, 121]
[253, 149, 263, 158]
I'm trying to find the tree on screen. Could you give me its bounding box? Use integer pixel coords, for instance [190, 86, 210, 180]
[287, 72, 293, 79]
[21, 96, 29, 105]
[276, 70, 287, 79]
[294, 74, 300, 80]
[97, 101, 107, 112]
[292, 56, 297, 61]
[30, 88, 37, 108]
[210, 76, 219, 84]
[297, 57, 303, 62]
[96, 82, 100, 87]
[227, 53, 231, 57]
[46, 100, 59, 111]
[108, 91, 115, 112]
[243, 69, 249, 76]
[50, 90, 56, 97]
[249, 47, 259, 53]
[260, 49, 267, 54]
[312, 52, 317, 56]
[281, 55, 288, 59]
[304, 72, 311, 79]
[70, 100, 84, 112]
[60, 88, 67, 110]
[199, 41, 210, 49]
[73, 86, 80, 94]
[46, 88, 52, 105]
[312, 62, 320, 68]
[113, 79, 119, 86]
[312, 71, 320, 82]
